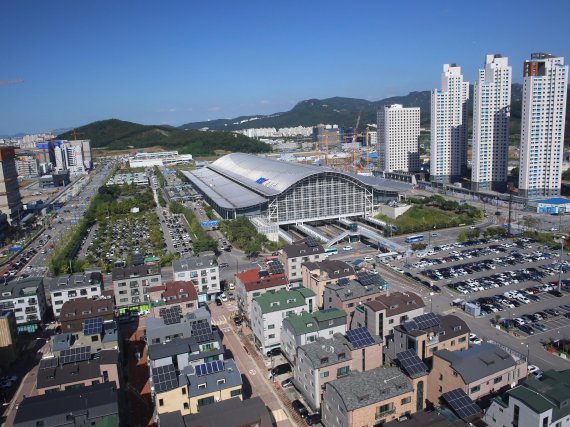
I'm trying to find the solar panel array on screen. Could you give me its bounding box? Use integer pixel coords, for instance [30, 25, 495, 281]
[160, 306, 181, 325]
[402, 319, 418, 332]
[356, 272, 378, 286]
[337, 277, 350, 286]
[39, 357, 58, 370]
[83, 317, 103, 336]
[414, 312, 440, 329]
[397, 350, 428, 377]
[60, 346, 91, 365]
[346, 328, 375, 348]
[152, 364, 178, 393]
[268, 260, 284, 275]
[192, 321, 213, 343]
[304, 236, 319, 247]
[442, 388, 481, 420]
[195, 360, 224, 376]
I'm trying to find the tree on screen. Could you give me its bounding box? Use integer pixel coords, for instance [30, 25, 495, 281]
[521, 215, 539, 231]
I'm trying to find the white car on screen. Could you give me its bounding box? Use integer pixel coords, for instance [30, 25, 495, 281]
[219, 293, 228, 302]
[363, 256, 374, 262]
[343, 246, 353, 251]
[469, 333, 482, 345]
[528, 364, 540, 375]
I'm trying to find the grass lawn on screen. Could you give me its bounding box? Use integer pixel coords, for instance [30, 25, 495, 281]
[377, 205, 476, 234]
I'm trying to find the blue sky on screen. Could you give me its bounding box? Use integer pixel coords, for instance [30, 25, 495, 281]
[1, 0, 569, 134]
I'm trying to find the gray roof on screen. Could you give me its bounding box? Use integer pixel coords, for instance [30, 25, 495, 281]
[327, 367, 413, 411]
[14, 382, 119, 427]
[111, 264, 161, 281]
[303, 259, 355, 279]
[180, 358, 242, 397]
[299, 334, 352, 369]
[395, 314, 469, 340]
[0, 277, 43, 300]
[283, 239, 325, 258]
[326, 279, 385, 301]
[48, 272, 102, 293]
[51, 332, 73, 352]
[172, 252, 217, 273]
[146, 307, 211, 343]
[435, 343, 517, 384]
[148, 334, 223, 361]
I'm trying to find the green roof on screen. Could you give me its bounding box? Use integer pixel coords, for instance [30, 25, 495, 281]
[284, 308, 346, 335]
[254, 287, 315, 314]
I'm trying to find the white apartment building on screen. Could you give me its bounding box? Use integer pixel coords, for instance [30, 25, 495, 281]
[519, 53, 568, 199]
[54, 140, 92, 175]
[471, 54, 512, 192]
[368, 130, 377, 146]
[377, 104, 420, 172]
[172, 252, 219, 303]
[0, 277, 47, 333]
[250, 287, 316, 354]
[48, 272, 104, 318]
[430, 64, 470, 184]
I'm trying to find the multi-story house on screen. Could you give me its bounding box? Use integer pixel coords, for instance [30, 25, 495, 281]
[59, 297, 114, 333]
[48, 271, 104, 318]
[302, 260, 356, 308]
[519, 53, 568, 198]
[0, 277, 47, 333]
[389, 314, 469, 361]
[152, 358, 242, 416]
[112, 264, 161, 313]
[430, 64, 470, 184]
[149, 280, 198, 317]
[471, 54, 512, 192]
[281, 308, 347, 364]
[235, 268, 288, 321]
[250, 287, 316, 353]
[352, 291, 425, 341]
[51, 318, 119, 356]
[322, 367, 424, 427]
[294, 330, 383, 411]
[280, 238, 325, 282]
[323, 274, 386, 327]
[427, 342, 527, 404]
[377, 104, 421, 172]
[146, 306, 210, 345]
[484, 369, 570, 427]
[172, 252, 219, 303]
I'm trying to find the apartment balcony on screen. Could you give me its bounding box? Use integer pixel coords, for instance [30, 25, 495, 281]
[25, 306, 38, 314]
[375, 409, 395, 420]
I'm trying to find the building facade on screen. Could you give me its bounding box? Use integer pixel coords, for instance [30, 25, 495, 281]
[235, 268, 289, 321]
[48, 271, 104, 318]
[519, 53, 568, 198]
[302, 260, 356, 308]
[377, 104, 421, 172]
[0, 147, 23, 222]
[172, 253, 219, 303]
[59, 297, 114, 333]
[430, 64, 470, 184]
[0, 310, 18, 369]
[471, 54, 512, 192]
[0, 277, 47, 333]
[280, 238, 325, 283]
[112, 264, 161, 312]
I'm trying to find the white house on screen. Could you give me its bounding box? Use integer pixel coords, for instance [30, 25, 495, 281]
[172, 252, 219, 303]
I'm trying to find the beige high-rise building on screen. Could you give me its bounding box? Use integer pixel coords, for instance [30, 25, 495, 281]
[377, 104, 420, 172]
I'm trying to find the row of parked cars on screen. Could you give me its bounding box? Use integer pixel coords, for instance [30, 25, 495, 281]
[449, 267, 546, 295]
[500, 303, 570, 335]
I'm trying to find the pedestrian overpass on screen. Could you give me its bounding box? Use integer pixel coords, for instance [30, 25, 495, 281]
[325, 218, 406, 253]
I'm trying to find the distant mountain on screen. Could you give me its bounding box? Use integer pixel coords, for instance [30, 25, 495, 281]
[57, 119, 271, 155]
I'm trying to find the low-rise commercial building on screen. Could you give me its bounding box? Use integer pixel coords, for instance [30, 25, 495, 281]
[172, 253, 219, 303]
[48, 271, 104, 318]
[280, 238, 325, 282]
[281, 308, 347, 364]
[0, 277, 47, 333]
[352, 291, 425, 341]
[294, 330, 383, 411]
[235, 268, 288, 320]
[112, 264, 161, 313]
[302, 260, 356, 308]
[59, 297, 114, 333]
[322, 367, 424, 427]
[251, 287, 316, 353]
[427, 342, 528, 404]
[484, 369, 570, 427]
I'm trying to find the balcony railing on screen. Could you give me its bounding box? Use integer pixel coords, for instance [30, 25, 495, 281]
[375, 409, 395, 420]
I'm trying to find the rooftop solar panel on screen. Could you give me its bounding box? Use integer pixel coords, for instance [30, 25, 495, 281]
[414, 312, 440, 330]
[192, 321, 213, 343]
[442, 388, 481, 420]
[356, 272, 378, 286]
[397, 350, 428, 377]
[304, 236, 319, 247]
[151, 364, 178, 393]
[39, 357, 58, 370]
[160, 306, 181, 325]
[346, 328, 375, 348]
[195, 360, 224, 377]
[337, 277, 350, 286]
[60, 346, 91, 365]
[83, 317, 103, 336]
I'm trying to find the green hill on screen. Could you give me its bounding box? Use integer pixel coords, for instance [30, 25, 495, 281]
[57, 119, 271, 155]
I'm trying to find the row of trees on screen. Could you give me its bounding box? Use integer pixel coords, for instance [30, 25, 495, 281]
[219, 217, 267, 257]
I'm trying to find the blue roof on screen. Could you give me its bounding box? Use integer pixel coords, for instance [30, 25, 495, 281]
[367, 152, 378, 159]
[534, 197, 570, 205]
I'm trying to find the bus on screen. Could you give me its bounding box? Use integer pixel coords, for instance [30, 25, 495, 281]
[324, 247, 338, 257]
[405, 234, 425, 244]
[266, 255, 279, 262]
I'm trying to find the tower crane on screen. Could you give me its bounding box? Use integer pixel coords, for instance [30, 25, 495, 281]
[0, 79, 24, 85]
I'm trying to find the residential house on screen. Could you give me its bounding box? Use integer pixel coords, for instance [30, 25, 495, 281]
[36, 349, 120, 394]
[146, 306, 210, 345]
[281, 308, 347, 364]
[0, 310, 18, 369]
[385, 411, 472, 427]
[149, 281, 198, 317]
[112, 264, 161, 312]
[51, 318, 119, 356]
[352, 291, 425, 341]
[294, 330, 383, 411]
[250, 287, 316, 353]
[152, 358, 242, 416]
[59, 297, 114, 333]
[484, 369, 570, 427]
[158, 396, 272, 427]
[322, 367, 425, 427]
[0, 277, 47, 333]
[172, 252, 219, 303]
[280, 238, 325, 282]
[427, 342, 528, 404]
[48, 271, 103, 318]
[235, 268, 289, 321]
[302, 260, 356, 308]
[14, 382, 120, 427]
[389, 314, 470, 361]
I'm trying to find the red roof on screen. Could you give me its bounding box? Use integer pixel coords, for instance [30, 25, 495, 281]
[162, 280, 198, 302]
[237, 268, 288, 292]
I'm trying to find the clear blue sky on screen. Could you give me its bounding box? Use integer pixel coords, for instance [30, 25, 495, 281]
[1, 0, 569, 135]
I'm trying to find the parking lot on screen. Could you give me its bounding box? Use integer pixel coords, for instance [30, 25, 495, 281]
[162, 213, 193, 257]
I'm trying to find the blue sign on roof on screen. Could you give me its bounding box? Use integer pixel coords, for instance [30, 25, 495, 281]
[200, 221, 210, 227]
[535, 197, 570, 205]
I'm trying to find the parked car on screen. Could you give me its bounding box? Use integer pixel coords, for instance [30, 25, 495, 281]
[215, 298, 222, 306]
[528, 364, 540, 375]
[469, 333, 482, 345]
[306, 413, 322, 425]
[534, 323, 548, 332]
[281, 377, 293, 388]
[343, 245, 353, 251]
[292, 400, 309, 419]
[549, 290, 563, 297]
[270, 363, 292, 377]
[267, 348, 282, 357]
[518, 324, 535, 335]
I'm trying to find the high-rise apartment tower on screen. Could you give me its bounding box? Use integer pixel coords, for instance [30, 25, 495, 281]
[377, 104, 420, 172]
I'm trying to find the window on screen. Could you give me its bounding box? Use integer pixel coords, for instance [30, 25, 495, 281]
[513, 404, 520, 427]
[217, 379, 226, 385]
[268, 334, 275, 339]
[182, 387, 186, 395]
[337, 366, 349, 377]
[198, 383, 207, 389]
[197, 396, 215, 407]
[320, 371, 329, 378]
[159, 399, 164, 406]
[470, 385, 480, 394]
[91, 335, 99, 342]
[493, 376, 502, 384]
[231, 388, 242, 397]
[183, 402, 189, 410]
[268, 324, 275, 329]
[401, 396, 411, 405]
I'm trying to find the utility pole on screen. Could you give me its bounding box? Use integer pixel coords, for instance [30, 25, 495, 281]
[507, 183, 514, 237]
[558, 209, 564, 293]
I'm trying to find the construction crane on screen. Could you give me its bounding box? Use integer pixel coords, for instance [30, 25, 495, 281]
[0, 79, 24, 85]
[351, 111, 362, 173]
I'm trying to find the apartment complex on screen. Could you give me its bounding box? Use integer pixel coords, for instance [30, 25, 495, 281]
[471, 54, 512, 192]
[0, 146, 23, 222]
[377, 104, 420, 172]
[172, 252, 219, 302]
[280, 238, 325, 282]
[48, 271, 104, 318]
[430, 64, 470, 184]
[112, 264, 161, 312]
[519, 53, 568, 198]
[0, 277, 47, 333]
